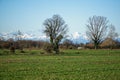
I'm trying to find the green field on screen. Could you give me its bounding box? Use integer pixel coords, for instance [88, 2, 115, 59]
[0, 49, 120, 80]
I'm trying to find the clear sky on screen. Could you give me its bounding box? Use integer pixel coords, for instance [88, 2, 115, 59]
[0, 0, 120, 34]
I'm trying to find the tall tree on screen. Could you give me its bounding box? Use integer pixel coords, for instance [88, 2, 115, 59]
[107, 24, 118, 39]
[107, 24, 118, 49]
[43, 14, 68, 53]
[86, 15, 109, 49]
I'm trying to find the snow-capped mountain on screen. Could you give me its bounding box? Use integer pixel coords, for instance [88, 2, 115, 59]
[0, 31, 89, 43]
[68, 32, 89, 44]
[0, 31, 48, 41]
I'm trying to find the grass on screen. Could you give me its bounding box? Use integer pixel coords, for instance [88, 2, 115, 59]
[0, 49, 120, 80]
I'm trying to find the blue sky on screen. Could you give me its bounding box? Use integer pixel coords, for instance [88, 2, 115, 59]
[0, 0, 120, 35]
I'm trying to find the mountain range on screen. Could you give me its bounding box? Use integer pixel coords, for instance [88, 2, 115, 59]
[0, 31, 89, 44]
[1, 31, 120, 44]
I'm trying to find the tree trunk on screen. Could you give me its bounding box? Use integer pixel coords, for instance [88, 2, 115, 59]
[53, 42, 59, 54]
[95, 45, 97, 50]
[56, 43, 59, 54]
[94, 41, 98, 50]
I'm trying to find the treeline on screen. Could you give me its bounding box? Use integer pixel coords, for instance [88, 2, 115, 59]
[0, 38, 120, 51]
[86, 38, 120, 49]
[0, 39, 44, 49]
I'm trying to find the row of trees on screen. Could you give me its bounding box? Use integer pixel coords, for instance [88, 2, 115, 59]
[1, 38, 119, 50]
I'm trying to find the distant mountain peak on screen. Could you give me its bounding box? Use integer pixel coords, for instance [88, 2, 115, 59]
[67, 32, 89, 44]
[72, 32, 81, 39]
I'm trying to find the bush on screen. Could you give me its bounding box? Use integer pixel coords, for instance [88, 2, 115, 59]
[43, 43, 53, 53]
[20, 50, 25, 53]
[68, 45, 75, 49]
[10, 46, 15, 53]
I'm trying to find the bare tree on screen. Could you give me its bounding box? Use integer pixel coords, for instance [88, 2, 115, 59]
[86, 15, 109, 49]
[13, 30, 23, 41]
[62, 39, 74, 49]
[43, 14, 68, 53]
[17, 30, 23, 41]
[13, 30, 24, 51]
[107, 24, 118, 49]
[108, 24, 118, 39]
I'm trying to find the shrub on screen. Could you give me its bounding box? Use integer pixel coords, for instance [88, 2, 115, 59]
[43, 43, 53, 53]
[10, 46, 15, 53]
[20, 50, 25, 53]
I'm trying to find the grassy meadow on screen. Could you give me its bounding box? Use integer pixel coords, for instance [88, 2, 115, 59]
[0, 49, 120, 80]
